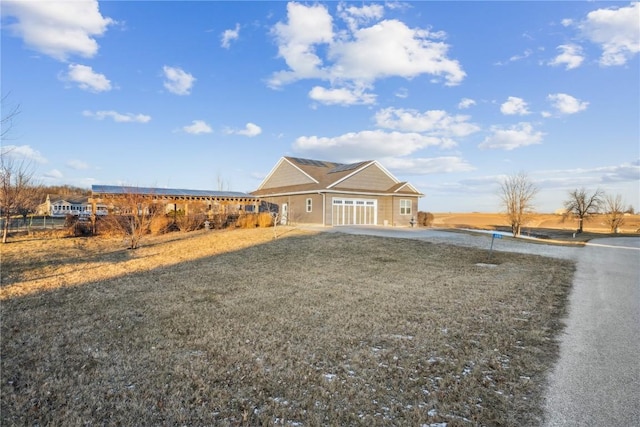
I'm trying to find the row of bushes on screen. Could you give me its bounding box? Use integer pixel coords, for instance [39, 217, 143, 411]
[64, 212, 276, 237]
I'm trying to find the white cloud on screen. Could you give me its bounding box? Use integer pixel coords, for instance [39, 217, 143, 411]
[61, 64, 112, 92]
[337, 3, 385, 32]
[597, 160, 640, 183]
[1, 0, 114, 61]
[221, 23, 240, 49]
[548, 44, 584, 70]
[309, 86, 376, 105]
[329, 19, 465, 86]
[293, 129, 443, 162]
[270, 2, 334, 85]
[66, 159, 89, 170]
[547, 93, 589, 115]
[458, 98, 476, 109]
[500, 96, 530, 115]
[382, 156, 475, 174]
[183, 120, 212, 135]
[374, 107, 480, 141]
[269, 2, 465, 89]
[163, 66, 196, 95]
[394, 87, 409, 99]
[578, 2, 640, 66]
[479, 122, 545, 150]
[495, 49, 532, 66]
[534, 161, 640, 188]
[225, 123, 262, 137]
[83, 110, 151, 123]
[235, 123, 262, 137]
[44, 169, 64, 179]
[1, 144, 47, 163]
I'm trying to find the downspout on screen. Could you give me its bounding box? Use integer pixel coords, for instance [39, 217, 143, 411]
[391, 195, 394, 227]
[321, 192, 325, 226]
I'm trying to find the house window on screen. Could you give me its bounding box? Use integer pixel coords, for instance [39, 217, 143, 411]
[306, 198, 312, 213]
[400, 199, 412, 215]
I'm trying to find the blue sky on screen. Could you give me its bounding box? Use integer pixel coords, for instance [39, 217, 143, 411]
[2, 1, 638, 213]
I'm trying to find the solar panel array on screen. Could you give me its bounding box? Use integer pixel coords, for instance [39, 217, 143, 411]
[92, 185, 255, 198]
[289, 157, 331, 168]
[329, 161, 367, 174]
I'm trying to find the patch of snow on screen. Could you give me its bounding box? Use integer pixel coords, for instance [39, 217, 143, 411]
[475, 263, 497, 268]
[323, 373, 336, 381]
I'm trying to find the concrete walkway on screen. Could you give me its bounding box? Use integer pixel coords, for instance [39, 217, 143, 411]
[307, 226, 640, 425]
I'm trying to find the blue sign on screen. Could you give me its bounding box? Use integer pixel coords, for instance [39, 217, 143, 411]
[492, 233, 502, 239]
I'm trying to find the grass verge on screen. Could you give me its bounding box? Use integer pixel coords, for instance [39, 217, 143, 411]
[1, 228, 574, 426]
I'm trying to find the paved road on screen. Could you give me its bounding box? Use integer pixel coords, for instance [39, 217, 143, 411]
[542, 237, 640, 426]
[309, 226, 640, 426]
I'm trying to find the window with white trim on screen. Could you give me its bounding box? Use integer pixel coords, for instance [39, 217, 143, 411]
[306, 198, 312, 213]
[400, 199, 412, 215]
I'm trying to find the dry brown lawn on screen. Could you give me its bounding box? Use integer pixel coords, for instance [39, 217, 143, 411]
[1, 227, 574, 426]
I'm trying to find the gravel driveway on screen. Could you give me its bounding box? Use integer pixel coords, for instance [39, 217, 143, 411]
[314, 225, 579, 260]
[309, 226, 640, 426]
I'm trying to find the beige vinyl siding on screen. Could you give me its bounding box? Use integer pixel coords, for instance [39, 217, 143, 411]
[391, 197, 419, 226]
[262, 194, 324, 225]
[261, 161, 316, 189]
[332, 164, 396, 191]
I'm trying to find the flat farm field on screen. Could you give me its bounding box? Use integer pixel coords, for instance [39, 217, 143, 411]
[1, 227, 574, 426]
[432, 212, 640, 242]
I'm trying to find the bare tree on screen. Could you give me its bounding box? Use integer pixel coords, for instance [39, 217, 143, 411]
[103, 188, 159, 249]
[563, 188, 604, 233]
[603, 193, 626, 233]
[1, 96, 40, 243]
[0, 151, 39, 243]
[1, 93, 20, 141]
[499, 172, 538, 237]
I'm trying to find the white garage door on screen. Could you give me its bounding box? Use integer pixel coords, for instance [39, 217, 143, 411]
[332, 198, 377, 226]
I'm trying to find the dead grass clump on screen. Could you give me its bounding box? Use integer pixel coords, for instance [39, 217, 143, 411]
[257, 212, 273, 227]
[0, 230, 574, 426]
[149, 215, 172, 235]
[236, 213, 273, 228]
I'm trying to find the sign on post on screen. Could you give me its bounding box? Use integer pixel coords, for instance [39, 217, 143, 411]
[489, 233, 502, 260]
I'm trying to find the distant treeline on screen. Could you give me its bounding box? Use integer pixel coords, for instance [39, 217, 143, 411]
[43, 185, 91, 197]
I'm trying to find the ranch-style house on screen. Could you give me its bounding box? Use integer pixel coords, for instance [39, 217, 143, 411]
[251, 157, 423, 227]
[38, 194, 108, 217]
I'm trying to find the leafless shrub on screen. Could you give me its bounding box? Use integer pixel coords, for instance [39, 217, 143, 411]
[417, 211, 434, 227]
[102, 189, 160, 249]
[172, 211, 207, 232]
[63, 215, 92, 237]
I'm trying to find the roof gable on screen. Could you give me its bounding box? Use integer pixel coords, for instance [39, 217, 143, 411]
[328, 161, 397, 191]
[253, 156, 423, 197]
[256, 157, 319, 190]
